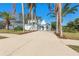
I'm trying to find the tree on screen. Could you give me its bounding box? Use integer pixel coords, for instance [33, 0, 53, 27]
[48, 3, 61, 35]
[54, 3, 59, 34]
[0, 12, 13, 30]
[75, 18, 79, 31]
[26, 3, 36, 23]
[67, 18, 79, 32]
[58, 3, 63, 37]
[12, 3, 16, 16]
[33, 3, 36, 20]
[74, 18, 79, 25]
[49, 4, 79, 18]
[21, 3, 25, 32]
[27, 3, 33, 20]
[51, 22, 56, 30]
[12, 3, 16, 29]
[48, 3, 79, 37]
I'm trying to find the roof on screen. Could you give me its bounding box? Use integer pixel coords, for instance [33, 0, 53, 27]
[41, 20, 46, 25]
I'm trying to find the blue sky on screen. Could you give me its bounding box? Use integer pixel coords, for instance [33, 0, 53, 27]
[0, 3, 79, 26]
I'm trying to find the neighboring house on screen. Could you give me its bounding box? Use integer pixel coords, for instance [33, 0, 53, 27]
[40, 20, 51, 31]
[10, 20, 51, 31]
[10, 13, 51, 31]
[24, 17, 51, 31]
[24, 13, 51, 31]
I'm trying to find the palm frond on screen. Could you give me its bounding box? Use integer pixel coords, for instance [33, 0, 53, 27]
[62, 4, 79, 16]
[48, 3, 52, 11]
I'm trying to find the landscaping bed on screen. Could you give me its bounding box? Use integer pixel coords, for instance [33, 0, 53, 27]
[68, 45, 79, 52]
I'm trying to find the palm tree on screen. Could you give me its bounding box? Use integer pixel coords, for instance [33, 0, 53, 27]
[58, 3, 63, 37]
[48, 3, 79, 37]
[57, 3, 79, 37]
[54, 3, 63, 37]
[0, 12, 13, 30]
[13, 3, 16, 16]
[22, 3, 25, 32]
[27, 3, 36, 22]
[33, 3, 38, 30]
[48, 3, 52, 12]
[48, 3, 61, 35]
[54, 3, 59, 34]
[27, 3, 33, 21]
[12, 3, 16, 29]
[33, 3, 36, 19]
[26, 3, 38, 30]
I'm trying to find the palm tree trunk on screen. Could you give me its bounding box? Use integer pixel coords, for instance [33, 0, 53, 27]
[5, 19, 10, 30]
[22, 3, 25, 32]
[33, 4, 37, 30]
[56, 12, 59, 34]
[58, 3, 63, 37]
[30, 3, 33, 20]
[13, 3, 16, 30]
[55, 3, 59, 34]
[5, 24, 9, 30]
[13, 3, 16, 15]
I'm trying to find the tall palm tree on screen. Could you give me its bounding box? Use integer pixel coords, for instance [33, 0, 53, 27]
[48, 3, 60, 34]
[0, 12, 13, 30]
[22, 3, 25, 32]
[54, 3, 59, 34]
[27, 3, 33, 21]
[54, 3, 62, 37]
[48, 3, 79, 37]
[33, 3, 38, 30]
[58, 3, 63, 37]
[48, 3, 52, 12]
[33, 3, 36, 20]
[13, 3, 16, 16]
[12, 3, 16, 29]
[27, 3, 36, 22]
[56, 3, 79, 37]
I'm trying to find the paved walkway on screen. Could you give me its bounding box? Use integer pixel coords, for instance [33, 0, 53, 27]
[0, 31, 79, 56]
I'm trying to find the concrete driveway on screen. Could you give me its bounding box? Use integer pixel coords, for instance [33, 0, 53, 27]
[0, 31, 79, 56]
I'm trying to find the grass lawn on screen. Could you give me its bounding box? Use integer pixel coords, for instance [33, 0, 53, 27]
[68, 45, 79, 52]
[0, 29, 36, 35]
[63, 32, 79, 40]
[0, 36, 7, 39]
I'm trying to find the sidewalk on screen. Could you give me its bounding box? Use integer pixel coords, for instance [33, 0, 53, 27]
[0, 31, 79, 56]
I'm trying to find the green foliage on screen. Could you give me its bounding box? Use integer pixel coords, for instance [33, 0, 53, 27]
[0, 22, 4, 29]
[47, 11, 56, 18]
[0, 22, 3, 26]
[47, 3, 79, 21]
[51, 22, 56, 30]
[14, 26, 23, 31]
[63, 18, 79, 32]
[0, 12, 13, 20]
[0, 12, 14, 26]
[63, 26, 77, 33]
[62, 4, 79, 16]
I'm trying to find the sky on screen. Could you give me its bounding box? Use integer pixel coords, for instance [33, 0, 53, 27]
[0, 3, 79, 26]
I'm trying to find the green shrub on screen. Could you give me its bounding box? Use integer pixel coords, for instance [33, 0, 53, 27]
[51, 22, 56, 30]
[14, 26, 23, 31]
[69, 28, 77, 33]
[63, 26, 77, 33]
